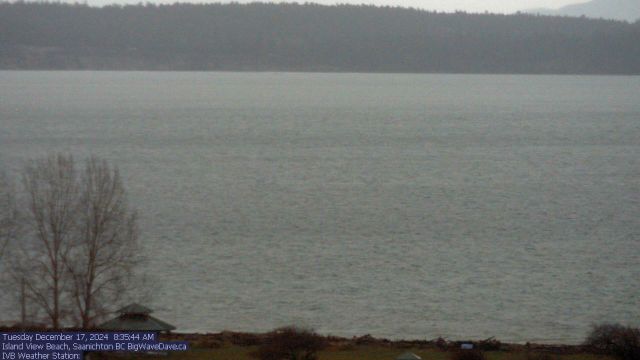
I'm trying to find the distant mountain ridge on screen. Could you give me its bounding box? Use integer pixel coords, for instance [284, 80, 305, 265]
[1, 2, 639, 74]
[526, 0, 640, 22]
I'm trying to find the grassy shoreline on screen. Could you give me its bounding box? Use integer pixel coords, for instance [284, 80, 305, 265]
[0, 328, 612, 360]
[152, 331, 607, 360]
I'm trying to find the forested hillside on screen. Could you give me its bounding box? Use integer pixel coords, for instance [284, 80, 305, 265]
[1, 2, 639, 73]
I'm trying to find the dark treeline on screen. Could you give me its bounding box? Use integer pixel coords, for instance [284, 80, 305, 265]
[1, 1, 639, 73]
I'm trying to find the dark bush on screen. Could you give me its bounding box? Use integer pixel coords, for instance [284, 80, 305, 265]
[354, 334, 377, 345]
[477, 337, 501, 351]
[229, 332, 262, 346]
[435, 337, 448, 349]
[451, 350, 487, 360]
[252, 326, 327, 360]
[585, 323, 640, 360]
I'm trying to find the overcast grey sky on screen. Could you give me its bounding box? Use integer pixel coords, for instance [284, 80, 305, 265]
[80, 0, 584, 13]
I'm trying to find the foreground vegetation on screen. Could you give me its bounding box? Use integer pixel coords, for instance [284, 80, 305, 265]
[94, 323, 635, 360]
[0, 326, 618, 360]
[99, 339, 613, 360]
[2, 323, 635, 360]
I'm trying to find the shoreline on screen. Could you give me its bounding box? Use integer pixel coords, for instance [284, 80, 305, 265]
[0, 327, 590, 353]
[164, 331, 590, 353]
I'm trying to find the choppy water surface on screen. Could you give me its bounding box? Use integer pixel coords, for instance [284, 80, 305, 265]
[1, 72, 639, 343]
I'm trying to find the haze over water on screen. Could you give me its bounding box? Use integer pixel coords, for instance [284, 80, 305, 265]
[1, 71, 639, 343]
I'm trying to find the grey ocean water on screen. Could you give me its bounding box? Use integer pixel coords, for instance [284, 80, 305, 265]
[1, 71, 639, 343]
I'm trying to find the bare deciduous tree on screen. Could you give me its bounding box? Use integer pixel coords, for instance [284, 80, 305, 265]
[0, 171, 28, 324]
[19, 154, 79, 329]
[0, 171, 17, 260]
[7, 154, 141, 329]
[65, 157, 140, 328]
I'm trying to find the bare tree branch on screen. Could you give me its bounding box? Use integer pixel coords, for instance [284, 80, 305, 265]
[64, 156, 140, 328]
[0, 171, 18, 262]
[6, 154, 144, 329]
[17, 154, 79, 329]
